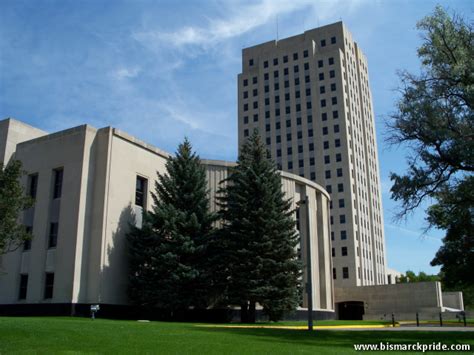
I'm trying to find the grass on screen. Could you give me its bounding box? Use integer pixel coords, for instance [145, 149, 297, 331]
[0, 317, 473, 354]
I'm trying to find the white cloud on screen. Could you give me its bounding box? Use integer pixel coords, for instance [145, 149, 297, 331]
[113, 66, 141, 80]
[386, 224, 442, 243]
[133, 0, 368, 51]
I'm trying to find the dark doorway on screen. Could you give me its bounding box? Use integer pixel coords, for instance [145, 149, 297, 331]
[338, 301, 364, 320]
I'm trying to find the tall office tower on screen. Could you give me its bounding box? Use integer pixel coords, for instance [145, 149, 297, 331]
[238, 22, 387, 287]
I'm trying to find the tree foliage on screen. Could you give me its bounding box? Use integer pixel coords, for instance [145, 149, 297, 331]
[217, 131, 302, 322]
[398, 270, 440, 283]
[389, 6, 473, 218]
[0, 160, 32, 255]
[388, 7, 473, 288]
[127, 138, 216, 312]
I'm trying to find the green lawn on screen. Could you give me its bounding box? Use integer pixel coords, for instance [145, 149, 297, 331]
[0, 317, 473, 354]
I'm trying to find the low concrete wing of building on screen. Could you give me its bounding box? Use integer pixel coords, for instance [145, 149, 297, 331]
[0, 118, 334, 318]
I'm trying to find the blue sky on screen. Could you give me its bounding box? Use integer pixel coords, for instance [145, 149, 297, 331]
[1, 0, 472, 274]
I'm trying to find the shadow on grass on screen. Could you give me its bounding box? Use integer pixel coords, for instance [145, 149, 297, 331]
[191, 325, 474, 349]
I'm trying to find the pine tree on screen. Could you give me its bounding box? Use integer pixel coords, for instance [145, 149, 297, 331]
[127, 138, 216, 313]
[218, 131, 302, 322]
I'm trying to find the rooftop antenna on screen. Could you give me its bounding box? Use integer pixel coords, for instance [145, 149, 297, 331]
[276, 15, 279, 43]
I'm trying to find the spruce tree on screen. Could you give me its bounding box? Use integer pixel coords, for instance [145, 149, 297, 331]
[127, 138, 216, 313]
[218, 131, 302, 322]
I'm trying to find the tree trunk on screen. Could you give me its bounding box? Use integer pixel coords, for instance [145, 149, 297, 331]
[248, 301, 256, 323]
[240, 301, 248, 323]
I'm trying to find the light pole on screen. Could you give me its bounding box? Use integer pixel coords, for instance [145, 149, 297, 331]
[298, 196, 313, 331]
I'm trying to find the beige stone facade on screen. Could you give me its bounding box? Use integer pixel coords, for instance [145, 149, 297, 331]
[238, 22, 387, 287]
[0, 119, 334, 313]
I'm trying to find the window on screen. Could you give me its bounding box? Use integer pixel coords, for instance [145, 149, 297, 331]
[275, 108, 280, 116]
[339, 199, 345, 208]
[266, 124, 271, 132]
[322, 112, 328, 121]
[297, 131, 303, 139]
[243, 116, 248, 124]
[306, 101, 312, 109]
[286, 133, 292, 141]
[308, 129, 313, 137]
[333, 268, 337, 279]
[303, 50, 309, 58]
[304, 62, 309, 70]
[276, 135, 281, 143]
[310, 157, 315, 165]
[331, 83, 336, 91]
[244, 103, 248, 112]
[253, 89, 258, 97]
[296, 104, 301, 112]
[243, 91, 248, 99]
[253, 101, 258, 109]
[320, 99, 326, 108]
[294, 78, 300, 85]
[24, 226, 32, 251]
[323, 141, 329, 149]
[325, 170, 331, 179]
[329, 70, 335, 78]
[277, 149, 281, 157]
[321, 39, 326, 47]
[310, 172, 316, 180]
[299, 160, 304, 168]
[337, 168, 343, 177]
[340, 215, 346, 223]
[249, 59, 254, 66]
[332, 248, 335, 257]
[298, 145, 303, 153]
[48, 223, 58, 248]
[276, 122, 281, 130]
[322, 127, 328, 135]
[294, 65, 299, 73]
[244, 129, 249, 137]
[284, 67, 289, 75]
[324, 155, 330, 164]
[331, 97, 337, 105]
[333, 110, 339, 119]
[44, 273, 54, 299]
[329, 57, 334, 65]
[266, 137, 271, 145]
[28, 174, 38, 199]
[275, 95, 280, 103]
[305, 75, 310, 83]
[273, 70, 279, 78]
[295, 91, 300, 99]
[264, 60, 268, 68]
[19, 274, 28, 300]
[52, 168, 63, 199]
[319, 73, 325, 80]
[264, 85, 269, 93]
[243, 79, 248, 86]
[286, 120, 291, 127]
[309, 143, 314, 151]
[341, 230, 347, 240]
[307, 115, 313, 123]
[342, 247, 348, 256]
[318, 60, 323, 68]
[293, 52, 298, 60]
[283, 55, 288, 63]
[326, 185, 332, 193]
[331, 36, 336, 44]
[335, 139, 341, 147]
[343, 267, 349, 279]
[265, 111, 270, 119]
[135, 176, 148, 208]
[336, 153, 342, 162]
[253, 114, 258, 122]
[285, 106, 290, 114]
[338, 183, 344, 192]
[264, 73, 269, 80]
[330, 216, 334, 225]
[252, 76, 257, 84]
[273, 58, 278, 65]
[306, 88, 311, 96]
[288, 161, 293, 169]
[320, 86, 325, 94]
[287, 147, 293, 155]
[297, 117, 302, 125]
[334, 124, 340, 133]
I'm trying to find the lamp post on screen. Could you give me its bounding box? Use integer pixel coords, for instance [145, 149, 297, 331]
[298, 196, 313, 331]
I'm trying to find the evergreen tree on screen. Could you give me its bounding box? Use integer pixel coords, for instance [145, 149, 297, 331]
[0, 160, 33, 255]
[218, 131, 302, 322]
[127, 138, 216, 312]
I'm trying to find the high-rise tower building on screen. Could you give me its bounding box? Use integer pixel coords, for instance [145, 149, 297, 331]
[238, 22, 387, 287]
